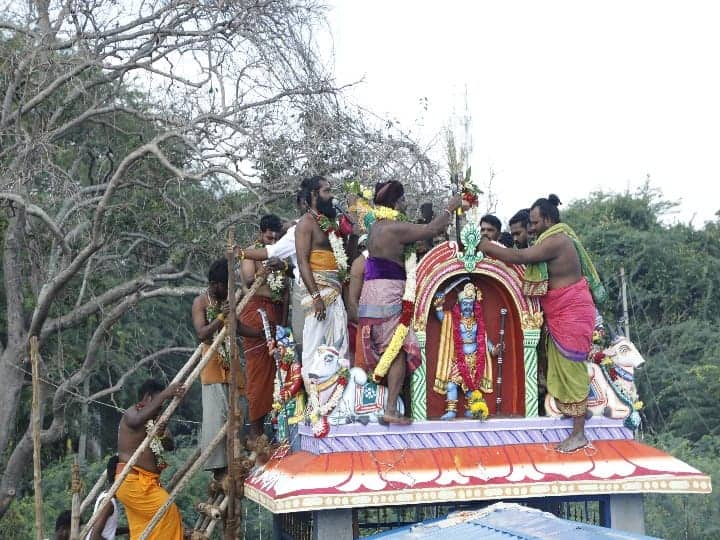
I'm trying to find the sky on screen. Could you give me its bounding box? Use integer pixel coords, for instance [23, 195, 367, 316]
[324, 1, 720, 227]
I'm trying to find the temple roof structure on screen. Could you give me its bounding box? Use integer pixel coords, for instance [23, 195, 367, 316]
[244, 418, 711, 513]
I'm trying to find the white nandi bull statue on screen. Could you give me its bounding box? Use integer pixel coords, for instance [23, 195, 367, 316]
[545, 333, 645, 429]
[301, 344, 404, 437]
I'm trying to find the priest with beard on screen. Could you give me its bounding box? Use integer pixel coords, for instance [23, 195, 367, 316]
[294, 175, 349, 365]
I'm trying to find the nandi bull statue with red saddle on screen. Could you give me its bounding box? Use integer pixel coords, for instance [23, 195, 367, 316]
[301, 342, 404, 437]
[545, 321, 645, 429]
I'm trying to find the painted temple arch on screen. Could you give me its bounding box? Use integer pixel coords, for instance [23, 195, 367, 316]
[411, 240, 543, 420]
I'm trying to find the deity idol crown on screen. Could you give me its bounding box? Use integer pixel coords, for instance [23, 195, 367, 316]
[458, 283, 482, 302]
[458, 282, 483, 302]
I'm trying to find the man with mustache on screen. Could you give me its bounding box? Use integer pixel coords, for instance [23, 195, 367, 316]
[294, 176, 349, 364]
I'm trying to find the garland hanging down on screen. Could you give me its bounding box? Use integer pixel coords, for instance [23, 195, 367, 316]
[450, 301, 487, 392]
[254, 241, 286, 301]
[145, 419, 168, 470]
[306, 364, 350, 437]
[369, 205, 417, 383]
[310, 210, 349, 282]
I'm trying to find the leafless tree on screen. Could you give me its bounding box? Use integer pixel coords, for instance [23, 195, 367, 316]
[0, 0, 444, 518]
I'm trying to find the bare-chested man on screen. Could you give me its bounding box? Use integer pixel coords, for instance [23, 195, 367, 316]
[357, 180, 464, 424]
[295, 176, 349, 364]
[236, 214, 288, 439]
[480, 194, 604, 452]
[192, 259, 263, 477]
[116, 379, 184, 539]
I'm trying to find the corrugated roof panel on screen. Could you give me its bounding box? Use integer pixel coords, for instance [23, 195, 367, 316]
[367, 503, 662, 539]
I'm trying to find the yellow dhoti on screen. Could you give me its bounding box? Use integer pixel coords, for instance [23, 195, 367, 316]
[116, 464, 183, 540]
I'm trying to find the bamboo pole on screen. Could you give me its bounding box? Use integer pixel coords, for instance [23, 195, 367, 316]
[137, 424, 228, 540]
[203, 495, 229, 538]
[30, 337, 44, 540]
[620, 266, 630, 339]
[225, 230, 239, 540]
[79, 279, 264, 540]
[166, 447, 201, 492]
[79, 470, 107, 515]
[70, 458, 82, 539]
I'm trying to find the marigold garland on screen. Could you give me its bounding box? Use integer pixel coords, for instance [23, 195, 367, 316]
[467, 389, 489, 419]
[371, 252, 417, 383]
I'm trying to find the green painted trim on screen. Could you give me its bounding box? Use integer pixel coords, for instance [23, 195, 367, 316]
[523, 328, 541, 417]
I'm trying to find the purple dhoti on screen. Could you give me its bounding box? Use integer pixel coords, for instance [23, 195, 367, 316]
[357, 257, 421, 375]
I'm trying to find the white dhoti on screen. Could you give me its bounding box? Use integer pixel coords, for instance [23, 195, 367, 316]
[299, 269, 348, 364]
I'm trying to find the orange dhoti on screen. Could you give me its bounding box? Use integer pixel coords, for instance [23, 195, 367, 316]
[240, 295, 283, 423]
[115, 464, 183, 539]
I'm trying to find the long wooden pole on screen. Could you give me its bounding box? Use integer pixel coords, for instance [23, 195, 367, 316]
[79, 279, 264, 540]
[30, 337, 44, 540]
[620, 266, 630, 339]
[70, 458, 81, 540]
[225, 230, 239, 540]
[79, 470, 107, 514]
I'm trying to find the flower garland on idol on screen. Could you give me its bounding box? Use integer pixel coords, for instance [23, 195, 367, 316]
[306, 361, 350, 438]
[370, 207, 417, 384]
[451, 300, 489, 419]
[310, 211, 349, 282]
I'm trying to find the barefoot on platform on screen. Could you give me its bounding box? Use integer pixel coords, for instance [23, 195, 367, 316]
[380, 413, 412, 426]
[555, 432, 589, 453]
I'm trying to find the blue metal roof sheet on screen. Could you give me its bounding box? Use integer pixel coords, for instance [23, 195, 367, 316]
[366, 503, 661, 539]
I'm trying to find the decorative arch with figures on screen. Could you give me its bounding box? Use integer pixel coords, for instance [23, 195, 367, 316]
[411, 240, 544, 420]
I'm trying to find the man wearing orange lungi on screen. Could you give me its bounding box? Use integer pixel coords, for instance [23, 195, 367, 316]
[116, 379, 185, 539]
[239, 214, 288, 440]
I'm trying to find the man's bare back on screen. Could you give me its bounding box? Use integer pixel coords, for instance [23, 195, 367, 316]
[367, 200, 461, 265]
[117, 383, 184, 473]
[479, 232, 582, 290]
[118, 416, 162, 473]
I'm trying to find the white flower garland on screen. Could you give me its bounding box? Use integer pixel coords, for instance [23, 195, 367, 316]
[328, 230, 348, 280]
[267, 270, 286, 300]
[145, 419, 168, 468]
[306, 368, 349, 437]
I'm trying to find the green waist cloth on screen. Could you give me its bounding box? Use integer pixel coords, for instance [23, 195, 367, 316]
[523, 223, 607, 304]
[546, 338, 589, 403]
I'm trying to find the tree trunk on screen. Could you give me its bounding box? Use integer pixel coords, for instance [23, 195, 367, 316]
[0, 424, 35, 518]
[0, 342, 28, 459]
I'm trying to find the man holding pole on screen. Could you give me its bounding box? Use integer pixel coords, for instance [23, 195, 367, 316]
[115, 379, 185, 539]
[192, 259, 264, 479]
[479, 194, 605, 452]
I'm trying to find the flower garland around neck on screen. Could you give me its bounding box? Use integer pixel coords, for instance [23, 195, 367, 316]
[205, 292, 231, 368]
[371, 240, 417, 384]
[451, 300, 487, 393]
[306, 362, 350, 438]
[254, 241, 286, 302]
[310, 210, 349, 282]
[144, 418, 168, 470]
